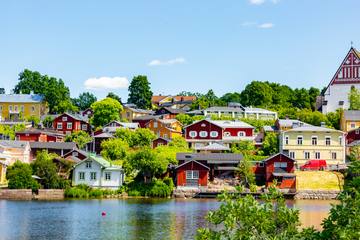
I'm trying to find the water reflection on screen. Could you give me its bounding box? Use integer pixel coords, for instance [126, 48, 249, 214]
[0, 199, 337, 240]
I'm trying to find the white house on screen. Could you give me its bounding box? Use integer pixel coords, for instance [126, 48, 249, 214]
[322, 47, 360, 114]
[72, 155, 125, 189]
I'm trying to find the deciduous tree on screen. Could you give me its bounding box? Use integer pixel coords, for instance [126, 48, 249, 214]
[72, 92, 97, 110]
[6, 161, 40, 191]
[65, 131, 92, 149]
[90, 97, 123, 127]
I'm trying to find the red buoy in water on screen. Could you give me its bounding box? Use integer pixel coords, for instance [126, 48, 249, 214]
[101, 212, 106, 216]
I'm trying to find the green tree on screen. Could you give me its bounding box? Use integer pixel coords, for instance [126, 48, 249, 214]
[6, 161, 40, 191]
[326, 109, 342, 130]
[31, 151, 62, 189]
[220, 92, 242, 104]
[106, 92, 122, 103]
[65, 131, 92, 149]
[240, 81, 274, 107]
[0, 88, 5, 94]
[258, 132, 279, 156]
[101, 138, 129, 162]
[231, 140, 257, 155]
[292, 88, 311, 109]
[42, 116, 54, 128]
[90, 97, 123, 127]
[53, 99, 79, 113]
[237, 157, 255, 188]
[26, 116, 40, 126]
[175, 113, 194, 126]
[72, 92, 97, 110]
[132, 128, 156, 148]
[349, 85, 360, 110]
[14, 69, 74, 113]
[309, 87, 321, 110]
[128, 75, 153, 109]
[128, 148, 169, 182]
[168, 136, 188, 149]
[348, 145, 360, 161]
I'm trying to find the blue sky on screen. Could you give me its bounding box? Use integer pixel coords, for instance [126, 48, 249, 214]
[1, 0, 360, 101]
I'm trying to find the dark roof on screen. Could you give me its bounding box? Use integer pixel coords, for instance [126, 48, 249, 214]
[156, 107, 186, 115]
[62, 149, 89, 158]
[56, 112, 89, 122]
[133, 115, 161, 121]
[177, 152, 243, 164]
[16, 128, 65, 136]
[30, 142, 77, 150]
[175, 159, 210, 170]
[0, 140, 29, 149]
[343, 110, 360, 121]
[262, 153, 296, 162]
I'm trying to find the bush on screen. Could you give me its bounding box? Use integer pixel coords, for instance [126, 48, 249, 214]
[6, 161, 40, 191]
[64, 184, 118, 198]
[126, 178, 174, 198]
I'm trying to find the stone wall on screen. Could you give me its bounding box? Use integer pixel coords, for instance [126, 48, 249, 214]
[0, 189, 33, 200]
[294, 190, 341, 200]
[35, 189, 64, 200]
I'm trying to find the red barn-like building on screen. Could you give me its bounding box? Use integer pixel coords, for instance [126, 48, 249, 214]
[53, 113, 91, 134]
[16, 128, 65, 142]
[152, 137, 170, 148]
[176, 160, 209, 187]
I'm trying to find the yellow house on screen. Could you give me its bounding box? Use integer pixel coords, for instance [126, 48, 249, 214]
[340, 110, 360, 132]
[146, 118, 182, 139]
[0, 94, 48, 121]
[121, 105, 153, 122]
[0, 155, 10, 185]
[279, 125, 345, 166]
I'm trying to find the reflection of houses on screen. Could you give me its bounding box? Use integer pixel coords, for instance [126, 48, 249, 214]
[15, 128, 65, 142]
[340, 110, 360, 132]
[279, 125, 345, 166]
[53, 113, 91, 134]
[146, 118, 182, 139]
[203, 103, 277, 120]
[72, 154, 125, 189]
[0, 93, 48, 121]
[255, 153, 296, 189]
[121, 104, 153, 122]
[176, 152, 243, 185]
[30, 142, 77, 160]
[0, 140, 31, 164]
[184, 119, 255, 149]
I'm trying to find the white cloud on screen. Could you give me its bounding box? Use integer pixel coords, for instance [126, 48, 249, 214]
[148, 57, 186, 66]
[84, 77, 129, 90]
[258, 23, 274, 29]
[241, 21, 257, 27]
[249, 0, 265, 5]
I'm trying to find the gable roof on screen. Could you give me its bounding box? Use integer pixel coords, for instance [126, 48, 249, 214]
[262, 153, 296, 163]
[155, 107, 186, 115]
[74, 155, 122, 170]
[343, 110, 360, 121]
[184, 119, 254, 130]
[151, 95, 170, 104]
[56, 112, 89, 122]
[62, 148, 89, 158]
[0, 94, 45, 103]
[104, 120, 139, 129]
[195, 143, 230, 151]
[15, 128, 65, 137]
[175, 159, 210, 170]
[277, 119, 310, 128]
[29, 142, 77, 150]
[0, 140, 29, 149]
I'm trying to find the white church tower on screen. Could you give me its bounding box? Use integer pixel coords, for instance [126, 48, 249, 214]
[322, 47, 360, 114]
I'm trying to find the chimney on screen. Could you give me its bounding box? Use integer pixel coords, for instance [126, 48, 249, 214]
[320, 122, 326, 127]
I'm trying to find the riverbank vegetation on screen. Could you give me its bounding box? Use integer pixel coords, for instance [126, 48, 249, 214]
[64, 184, 120, 198]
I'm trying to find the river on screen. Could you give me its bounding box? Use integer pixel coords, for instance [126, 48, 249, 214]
[0, 198, 338, 240]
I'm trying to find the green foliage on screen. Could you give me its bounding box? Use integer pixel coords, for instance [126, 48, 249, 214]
[258, 132, 279, 156]
[0, 124, 26, 140]
[126, 178, 174, 197]
[64, 130, 92, 149]
[326, 109, 342, 130]
[348, 145, 360, 161]
[240, 81, 274, 107]
[31, 151, 63, 189]
[26, 116, 40, 126]
[53, 99, 79, 113]
[219, 92, 242, 104]
[106, 92, 122, 103]
[6, 161, 40, 191]
[42, 115, 54, 128]
[14, 69, 74, 113]
[90, 97, 123, 127]
[231, 141, 256, 155]
[349, 85, 360, 110]
[128, 75, 153, 109]
[175, 113, 194, 126]
[101, 138, 129, 161]
[237, 156, 255, 188]
[64, 184, 119, 198]
[114, 128, 156, 148]
[191, 89, 225, 110]
[72, 92, 97, 110]
[168, 136, 189, 149]
[239, 118, 275, 132]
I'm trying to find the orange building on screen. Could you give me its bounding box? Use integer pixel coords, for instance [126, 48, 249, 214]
[145, 118, 182, 139]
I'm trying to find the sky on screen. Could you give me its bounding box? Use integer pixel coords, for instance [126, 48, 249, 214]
[1, 0, 360, 101]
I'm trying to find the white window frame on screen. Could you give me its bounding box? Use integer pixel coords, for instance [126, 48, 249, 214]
[289, 151, 295, 159]
[62, 116, 68, 121]
[105, 172, 111, 181]
[186, 170, 199, 179]
[274, 162, 287, 168]
[9, 105, 12, 111]
[351, 123, 356, 129]
[210, 131, 218, 138]
[90, 172, 97, 180]
[72, 151, 78, 157]
[304, 151, 310, 159]
[325, 136, 331, 146]
[199, 131, 208, 138]
[224, 132, 231, 137]
[237, 131, 245, 137]
[67, 122, 72, 129]
[331, 152, 337, 160]
[315, 152, 321, 159]
[153, 121, 158, 128]
[85, 161, 92, 169]
[57, 123, 63, 130]
[79, 172, 85, 180]
[311, 136, 318, 146]
[189, 131, 197, 138]
[297, 136, 303, 145]
[82, 124, 87, 131]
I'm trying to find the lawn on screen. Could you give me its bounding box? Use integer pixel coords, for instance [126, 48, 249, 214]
[295, 170, 344, 191]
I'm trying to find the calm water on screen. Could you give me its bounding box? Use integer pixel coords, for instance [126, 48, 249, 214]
[0, 198, 338, 240]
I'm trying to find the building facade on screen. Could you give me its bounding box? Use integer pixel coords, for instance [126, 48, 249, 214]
[279, 125, 345, 166]
[322, 47, 360, 114]
[340, 110, 360, 132]
[53, 113, 91, 134]
[146, 118, 182, 139]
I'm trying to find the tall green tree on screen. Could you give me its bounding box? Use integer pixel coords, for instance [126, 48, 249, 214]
[349, 85, 360, 110]
[237, 157, 256, 188]
[65, 131, 92, 149]
[106, 92, 122, 103]
[128, 75, 153, 109]
[72, 92, 97, 110]
[90, 97, 123, 127]
[101, 138, 129, 162]
[259, 132, 279, 156]
[31, 151, 62, 189]
[14, 69, 74, 113]
[240, 81, 274, 107]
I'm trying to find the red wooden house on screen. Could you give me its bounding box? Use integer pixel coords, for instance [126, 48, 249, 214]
[184, 119, 255, 148]
[176, 160, 209, 187]
[257, 153, 296, 190]
[152, 137, 170, 148]
[346, 128, 360, 145]
[53, 113, 91, 134]
[16, 128, 65, 142]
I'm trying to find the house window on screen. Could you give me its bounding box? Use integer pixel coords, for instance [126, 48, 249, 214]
[31, 106, 35, 112]
[258, 162, 264, 167]
[163, 134, 168, 139]
[189, 131, 197, 138]
[351, 123, 356, 129]
[289, 151, 295, 159]
[126, 112, 131, 118]
[339, 136, 343, 145]
[311, 137, 318, 146]
[90, 172, 97, 180]
[86, 161, 92, 168]
[356, 130, 360, 135]
[284, 136, 289, 145]
[186, 170, 199, 179]
[20, 105, 24, 112]
[297, 136, 303, 145]
[9, 105, 12, 111]
[210, 131, 218, 138]
[67, 122, 72, 129]
[332, 152, 337, 160]
[237, 131, 245, 137]
[153, 121, 158, 128]
[82, 124, 87, 131]
[57, 123, 63, 130]
[199, 131, 208, 138]
[105, 172, 111, 181]
[274, 162, 287, 168]
[304, 152, 310, 159]
[224, 132, 231, 137]
[325, 137, 331, 146]
[315, 152, 321, 159]
[62, 116, 68, 121]
[14, 105, 18, 112]
[79, 172, 85, 180]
